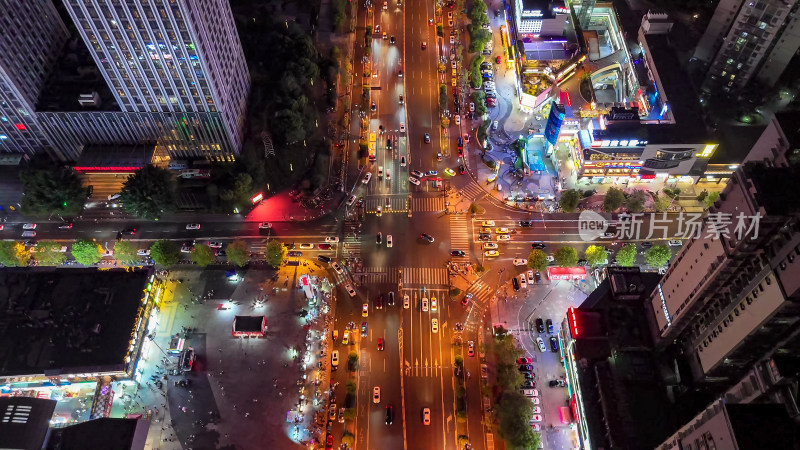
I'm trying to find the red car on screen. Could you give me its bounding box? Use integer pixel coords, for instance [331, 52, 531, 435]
[375, 295, 384, 309]
[326, 434, 333, 449]
[318, 243, 332, 250]
[496, 55, 502, 64]
[378, 338, 384, 351]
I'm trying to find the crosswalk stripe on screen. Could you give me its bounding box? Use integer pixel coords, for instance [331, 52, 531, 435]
[459, 182, 488, 202]
[401, 267, 449, 286]
[449, 214, 471, 258]
[410, 197, 445, 212]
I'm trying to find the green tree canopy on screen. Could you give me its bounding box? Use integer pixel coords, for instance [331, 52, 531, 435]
[603, 187, 625, 212]
[527, 249, 548, 272]
[72, 239, 102, 266]
[33, 241, 67, 266]
[497, 391, 541, 449]
[191, 244, 215, 267]
[113, 240, 141, 266]
[654, 195, 671, 212]
[559, 189, 581, 212]
[615, 243, 637, 267]
[584, 245, 608, 266]
[704, 191, 720, 209]
[0, 241, 29, 267]
[265, 240, 287, 267]
[226, 240, 251, 267]
[645, 245, 672, 268]
[119, 165, 175, 219]
[626, 190, 646, 213]
[20, 155, 87, 217]
[150, 240, 180, 266]
[554, 247, 578, 267]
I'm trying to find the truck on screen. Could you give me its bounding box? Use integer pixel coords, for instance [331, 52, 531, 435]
[368, 132, 377, 162]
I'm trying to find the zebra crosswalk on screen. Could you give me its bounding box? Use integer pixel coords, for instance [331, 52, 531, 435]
[401, 267, 449, 286]
[465, 279, 496, 305]
[410, 197, 445, 212]
[459, 182, 489, 203]
[354, 266, 400, 284]
[364, 197, 409, 214]
[449, 214, 472, 258]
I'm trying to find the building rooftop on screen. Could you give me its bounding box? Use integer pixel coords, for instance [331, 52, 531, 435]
[709, 124, 768, 165]
[522, 40, 573, 61]
[745, 164, 800, 216]
[0, 269, 151, 378]
[520, 0, 557, 19]
[775, 111, 800, 151]
[726, 403, 798, 450]
[45, 417, 149, 450]
[233, 316, 265, 333]
[0, 397, 57, 450]
[74, 144, 156, 172]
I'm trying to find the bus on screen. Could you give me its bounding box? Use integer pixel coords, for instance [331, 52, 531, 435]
[368, 132, 377, 162]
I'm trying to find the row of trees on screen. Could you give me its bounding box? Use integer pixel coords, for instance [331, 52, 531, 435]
[526, 243, 672, 271]
[560, 187, 720, 213]
[467, 0, 492, 53]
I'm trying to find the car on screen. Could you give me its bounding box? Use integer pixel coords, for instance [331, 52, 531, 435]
[390, 35, 395, 44]
[450, 35, 455, 45]
[400, 155, 407, 166]
[478, 233, 491, 241]
[386, 234, 393, 247]
[332, 262, 344, 275]
[420, 233, 435, 243]
[376, 232, 383, 244]
[513, 258, 527, 266]
[22, 223, 37, 230]
[421, 41, 427, 49]
[512, 277, 520, 291]
[455, 115, 461, 124]
[431, 318, 439, 333]
[546, 319, 554, 334]
[215, 250, 227, 257]
[58, 222, 73, 229]
[483, 242, 499, 250]
[492, 120, 499, 130]
[481, 220, 495, 227]
[535, 318, 545, 333]
[518, 220, 532, 227]
[403, 295, 410, 309]
[299, 243, 314, 249]
[520, 274, 527, 288]
[444, 168, 456, 176]
[420, 296, 429, 311]
[338, 407, 346, 423]
[451, 60, 457, 69]
[496, 55, 502, 64]
[496, 235, 510, 241]
[549, 379, 567, 387]
[668, 239, 683, 246]
[181, 347, 195, 371]
[530, 422, 541, 431]
[450, 250, 466, 256]
[345, 284, 357, 297]
[530, 414, 543, 422]
[547, 255, 555, 263]
[521, 380, 536, 389]
[398, 70, 403, 78]
[362, 304, 369, 317]
[329, 404, 337, 421]
[371, 101, 377, 111]
[208, 241, 223, 249]
[137, 249, 151, 256]
[536, 337, 547, 352]
[409, 176, 421, 186]
[458, 164, 466, 174]
[422, 407, 431, 425]
[426, 170, 438, 176]
[378, 166, 384, 178]
[550, 336, 559, 352]
[485, 250, 500, 257]
[641, 241, 653, 249]
[332, 350, 339, 366]
[287, 251, 302, 257]
[400, 122, 405, 132]
[424, 133, 431, 143]
[519, 364, 533, 372]
[469, 102, 475, 112]
[374, 24, 380, 33]
[486, 99, 496, 107]
[410, 170, 424, 178]
[528, 270, 535, 281]
[517, 357, 532, 365]
[361, 322, 368, 337]
[180, 242, 194, 253]
[325, 236, 340, 243]
[496, 227, 510, 234]
[436, 152, 443, 161]
[531, 242, 546, 249]
[383, 1, 388, 9]
[463, 134, 470, 143]
[431, 297, 438, 311]
[342, 331, 350, 345]
[468, 341, 475, 357]
[461, 293, 473, 307]
[318, 255, 332, 263]
[375, 295, 384, 309]
[385, 405, 393, 424]
[378, 338, 384, 351]
[258, 222, 272, 230]
[451, 78, 456, 86]
[346, 195, 357, 207]
[363, 172, 372, 184]
[185, 223, 200, 230]
[389, 292, 396, 307]
[373, 387, 381, 403]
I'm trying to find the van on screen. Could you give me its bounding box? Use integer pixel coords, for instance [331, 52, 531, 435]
[168, 335, 185, 354]
[22, 231, 36, 238]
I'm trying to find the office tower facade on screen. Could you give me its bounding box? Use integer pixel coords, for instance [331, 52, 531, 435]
[693, 0, 800, 93]
[0, 0, 69, 156]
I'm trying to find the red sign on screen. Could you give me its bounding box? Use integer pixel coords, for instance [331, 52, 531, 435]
[567, 306, 579, 338]
[546, 266, 586, 280]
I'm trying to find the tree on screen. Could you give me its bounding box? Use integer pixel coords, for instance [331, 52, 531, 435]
[554, 247, 578, 267]
[527, 249, 548, 272]
[72, 239, 102, 266]
[19, 155, 88, 217]
[654, 195, 671, 212]
[584, 245, 608, 266]
[471, 90, 487, 116]
[559, 189, 581, 212]
[150, 240, 180, 266]
[497, 391, 541, 449]
[119, 165, 175, 219]
[226, 240, 251, 267]
[439, 85, 449, 111]
[615, 243, 637, 267]
[265, 240, 287, 267]
[626, 190, 646, 213]
[645, 245, 672, 268]
[348, 351, 359, 371]
[113, 241, 141, 266]
[33, 241, 67, 266]
[0, 241, 29, 267]
[341, 432, 355, 446]
[704, 191, 720, 209]
[191, 244, 215, 267]
[603, 187, 625, 212]
[469, 203, 485, 215]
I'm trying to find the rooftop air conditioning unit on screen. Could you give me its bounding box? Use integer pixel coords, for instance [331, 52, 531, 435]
[78, 92, 101, 108]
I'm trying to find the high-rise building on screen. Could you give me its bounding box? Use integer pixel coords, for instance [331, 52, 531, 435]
[693, 0, 800, 93]
[0, 0, 249, 161]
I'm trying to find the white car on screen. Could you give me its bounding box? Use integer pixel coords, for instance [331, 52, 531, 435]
[259, 222, 272, 229]
[527, 270, 535, 280]
[431, 297, 438, 312]
[481, 220, 495, 226]
[346, 195, 356, 206]
[450, 35, 455, 44]
[532, 407, 542, 414]
[363, 172, 372, 184]
[400, 156, 407, 166]
[387, 235, 393, 247]
[496, 235, 510, 241]
[409, 176, 421, 186]
[536, 337, 547, 352]
[403, 295, 410, 309]
[530, 414, 543, 422]
[22, 223, 37, 230]
[325, 237, 339, 243]
[451, 60, 457, 69]
[383, 0, 387, 9]
[484, 243, 499, 250]
[137, 249, 151, 256]
[422, 297, 429, 312]
[345, 284, 357, 297]
[668, 239, 683, 246]
[546, 255, 555, 262]
[332, 262, 344, 275]
[185, 223, 200, 230]
[469, 102, 475, 112]
[373, 387, 381, 403]
[431, 318, 439, 333]
[208, 241, 223, 249]
[299, 243, 314, 249]
[520, 274, 527, 288]
[455, 115, 460, 124]
[400, 122, 405, 132]
[531, 397, 540, 405]
[512, 258, 527, 266]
